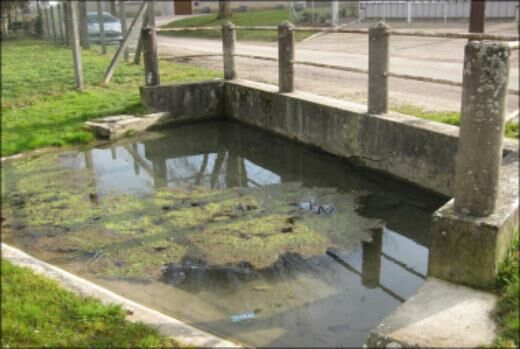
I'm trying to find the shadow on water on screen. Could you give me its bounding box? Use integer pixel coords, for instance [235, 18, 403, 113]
[3, 120, 448, 347]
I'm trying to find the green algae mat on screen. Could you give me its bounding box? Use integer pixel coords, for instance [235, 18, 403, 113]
[1, 151, 382, 282]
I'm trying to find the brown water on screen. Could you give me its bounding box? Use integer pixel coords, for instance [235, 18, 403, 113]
[2, 121, 446, 347]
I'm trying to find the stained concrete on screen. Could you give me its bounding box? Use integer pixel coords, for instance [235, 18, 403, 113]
[140, 79, 224, 124]
[430, 150, 520, 288]
[2, 243, 240, 348]
[224, 79, 512, 198]
[365, 277, 498, 348]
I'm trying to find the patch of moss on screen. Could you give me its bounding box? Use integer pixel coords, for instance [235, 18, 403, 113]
[3, 151, 381, 281]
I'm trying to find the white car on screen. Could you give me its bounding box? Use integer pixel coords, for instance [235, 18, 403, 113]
[87, 12, 123, 44]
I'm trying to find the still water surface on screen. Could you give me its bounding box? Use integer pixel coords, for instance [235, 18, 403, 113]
[3, 121, 446, 347]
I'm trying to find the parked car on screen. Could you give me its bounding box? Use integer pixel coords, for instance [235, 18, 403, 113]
[87, 12, 122, 44]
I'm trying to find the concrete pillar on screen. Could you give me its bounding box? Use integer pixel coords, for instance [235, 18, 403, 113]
[78, 0, 90, 49]
[142, 27, 160, 86]
[148, 0, 156, 27]
[278, 21, 295, 93]
[119, 0, 129, 61]
[42, 8, 49, 39]
[62, 2, 70, 46]
[69, 1, 84, 90]
[368, 21, 390, 114]
[96, 0, 107, 54]
[361, 228, 382, 289]
[222, 22, 236, 80]
[56, 3, 64, 44]
[49, 5, 57, 43]
[453, 41, 511, 217]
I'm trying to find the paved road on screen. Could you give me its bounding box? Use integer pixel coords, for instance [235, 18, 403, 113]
[156, 21, 519, 115]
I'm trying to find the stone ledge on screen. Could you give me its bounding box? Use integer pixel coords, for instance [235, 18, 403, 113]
[84, 113, 169, 140]
[365, 277, 497, 348]
[2, 243, 240, 348]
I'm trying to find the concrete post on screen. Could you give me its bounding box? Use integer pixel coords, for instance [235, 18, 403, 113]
[278, 21, 295, 93]
[361, 228, 382, 289]
[119, 0, 129, 61]
[453, 41, 511, 217]
[56, 3, 64, 44]
[142, 27, 160, 86]
[96, 0, 107, 54]
[331, 0, 339, 27]
[222, 22, 236, 80]
[43, 8, 49, 39]
[368, 21, 390, 114]
[148, 0, 156, 27]
[78, 0, 90, 49]
[62, 2, 70, 46]
[49, 5, 57, 43]
[69, 1, 84, 90]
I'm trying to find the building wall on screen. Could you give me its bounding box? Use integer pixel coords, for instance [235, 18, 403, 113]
[360, 0, 519, 20]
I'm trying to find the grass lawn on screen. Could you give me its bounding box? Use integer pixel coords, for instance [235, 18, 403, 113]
[494, 237, 519, 347]
[1, 39, 221, 157]
[393, 104, 519, 139]
[1, 260, 176, 348]
[160, 9, 313, 42]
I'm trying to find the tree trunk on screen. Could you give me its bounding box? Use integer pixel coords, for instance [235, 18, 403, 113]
[217, 0, 232, 19]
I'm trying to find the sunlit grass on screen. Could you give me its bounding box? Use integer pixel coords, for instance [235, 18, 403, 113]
[1, 39, 221, 156]
[1, 260, 177, 348]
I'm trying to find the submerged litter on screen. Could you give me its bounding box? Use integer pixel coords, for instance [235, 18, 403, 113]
[230, 309, 262, 323]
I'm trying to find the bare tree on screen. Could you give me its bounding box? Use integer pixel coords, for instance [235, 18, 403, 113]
[217, 0, 232, 20]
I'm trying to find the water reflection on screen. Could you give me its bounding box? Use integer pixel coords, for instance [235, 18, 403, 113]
[12, 121, 446, 347]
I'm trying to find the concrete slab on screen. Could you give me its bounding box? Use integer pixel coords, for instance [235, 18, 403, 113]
[84, 112, 169, 140]
[2, 243, 240, 348]
[365, 277, 498, 348]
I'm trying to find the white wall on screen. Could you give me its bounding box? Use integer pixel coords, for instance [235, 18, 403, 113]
[360, 0, 518, 20]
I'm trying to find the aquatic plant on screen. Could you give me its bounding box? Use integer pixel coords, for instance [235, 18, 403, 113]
[2, 151, 382, 282]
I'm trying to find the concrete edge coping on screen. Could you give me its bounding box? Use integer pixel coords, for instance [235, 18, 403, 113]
[224, 79, 519, 153]
[365, 277, 498, 348]
[1, 243, 241, 348]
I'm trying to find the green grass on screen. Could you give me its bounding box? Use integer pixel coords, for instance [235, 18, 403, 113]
[494, 237, 519, 348]
[1, 39, 221, 157]
[393, 104, 519, 139]
[1, 260, 176, 348]
[160, 9, 313, 42]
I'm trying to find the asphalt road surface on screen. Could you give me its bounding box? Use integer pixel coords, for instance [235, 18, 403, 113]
[156, 21, 519, 116]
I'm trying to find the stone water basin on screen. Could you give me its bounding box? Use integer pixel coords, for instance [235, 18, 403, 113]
[1, 120, 446, 347]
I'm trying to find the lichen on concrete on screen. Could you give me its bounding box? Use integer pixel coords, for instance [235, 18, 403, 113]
[2, 151, 382, 282]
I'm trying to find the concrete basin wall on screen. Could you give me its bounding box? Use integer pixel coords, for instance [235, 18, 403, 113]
[140, 79, 519, 287]
[225, 80, 462, 197]
[140, 80, 225, 126]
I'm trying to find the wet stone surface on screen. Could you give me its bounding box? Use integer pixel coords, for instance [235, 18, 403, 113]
[1, 121, 446, 347]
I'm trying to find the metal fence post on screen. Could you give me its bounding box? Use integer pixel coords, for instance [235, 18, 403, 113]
[453, 41, 511, 217]
[222, 22, 237, 80]
[368, 21, 390, 114]
[278, 21, 295, 93]
[69, 1, 84, 90]
[142, 27, 160, 86]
